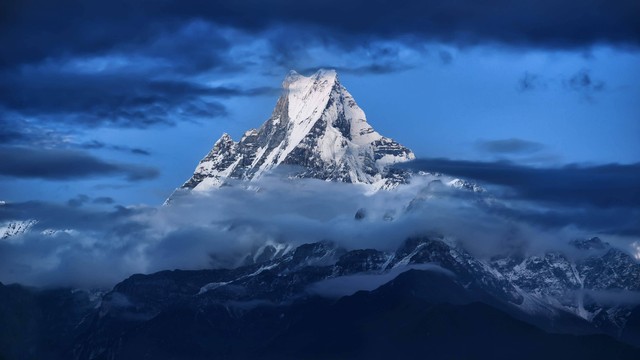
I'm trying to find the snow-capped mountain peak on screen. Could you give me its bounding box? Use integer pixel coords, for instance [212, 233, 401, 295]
[180, 69, 415, 192]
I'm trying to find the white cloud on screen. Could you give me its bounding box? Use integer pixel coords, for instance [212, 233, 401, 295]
[0, 175, 636, 288]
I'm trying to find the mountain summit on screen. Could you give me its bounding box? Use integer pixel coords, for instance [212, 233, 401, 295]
[181, 69, 415, 191]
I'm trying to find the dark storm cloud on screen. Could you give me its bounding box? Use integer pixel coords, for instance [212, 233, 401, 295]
[400, 158, 640, 208]
[1, 0, 638, 71]
[80, 141, 151, 156]
[0, 147, 159, 181]
[0, 72, 230, 128]
[477, 138, 545, 154]
[0, 68, 280, 129]
[1, 1, 632, 131]
[0, 2, 233, 71]
[0, 118, 153, 155]
[487, 202, 640, 236]
[0, 118, 72, 147]
[0, 126, 28, 144]
[0, 13, 280, 130]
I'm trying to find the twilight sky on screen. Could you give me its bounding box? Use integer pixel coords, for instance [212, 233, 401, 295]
[1, 0, 639, 206]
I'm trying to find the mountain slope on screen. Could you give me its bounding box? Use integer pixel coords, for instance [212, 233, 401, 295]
[67, 238, 640, 359]
[74, 274, 640, 360]
[1, 238, 638, 359]
[181, 69, 415, 192]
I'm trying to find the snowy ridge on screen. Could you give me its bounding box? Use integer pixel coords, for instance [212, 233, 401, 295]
[492, 237, 640, 324]
[93, 235, 640, 349]
[180, 69, 415, 192]
[0, 219, 37, 240]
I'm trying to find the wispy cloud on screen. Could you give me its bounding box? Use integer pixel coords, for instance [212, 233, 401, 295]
[517, 69, 607, 101]
[0, 147, 159, 181]
[477, 138, 545, 155]
[400, 159, 640, 209]
[517, 72, 548, 92]
[79, 140, 151, 156]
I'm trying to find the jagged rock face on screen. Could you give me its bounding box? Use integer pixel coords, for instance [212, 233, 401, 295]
[67, 237, 640, 359]
[182, 69, 415, 191]
[2, 237, 639, 359]
[0, 219, 37, 239]
[493, 238, 640, 297]
[492, 238, 640, 327]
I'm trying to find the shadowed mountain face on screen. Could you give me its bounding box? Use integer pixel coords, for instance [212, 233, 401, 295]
[1, 237, 637, 359]
[0, 284, 99, 360]
[179, 69, 415, 192]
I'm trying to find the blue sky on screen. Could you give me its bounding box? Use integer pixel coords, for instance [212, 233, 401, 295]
[0, 1, 638, 206]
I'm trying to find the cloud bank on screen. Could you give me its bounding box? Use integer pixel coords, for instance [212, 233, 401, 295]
[2, 0, 638, 72]
[2, 0, 637, 137]
[0, 147, 159, 181]
[400, 159, 640, 209]
[0, 169, 637, 289]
